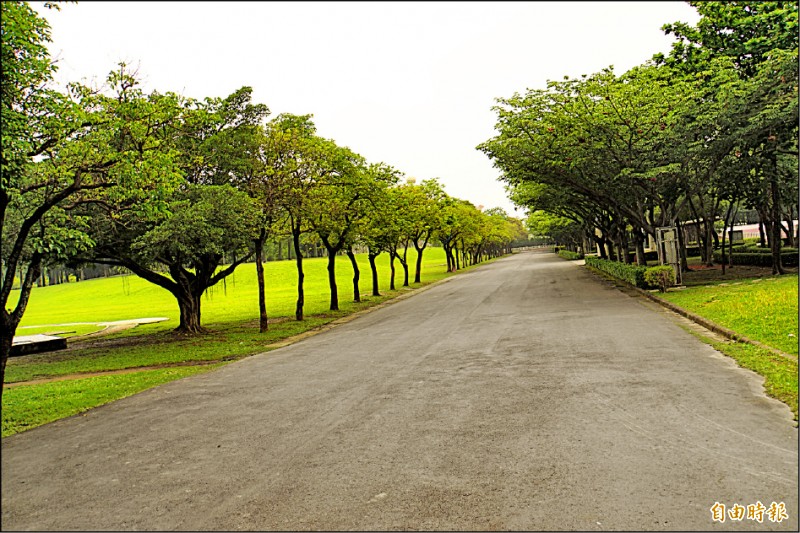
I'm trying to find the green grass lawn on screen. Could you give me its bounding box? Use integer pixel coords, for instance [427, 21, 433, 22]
[659, 275, 798, 356]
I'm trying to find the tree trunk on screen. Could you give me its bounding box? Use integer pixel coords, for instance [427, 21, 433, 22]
[634, 230, 647, 266]
[175, 291, 204, 333]
[254, 233, 269, 332]
[326, 248, 339, 311]
[368, 252, 380, 296]
[0, 330, 13, 405]
[346, 247, 360, 302]
[413, 237, 427, 284]
[401, 244, 410, 287]
[292, 226, 304, 321]
[769, 174, 786, 275]
[787, 204, 797, 248]
[720, 201, 736, 276]
[675, 219, 689, 272]
[389, 251, 396, 290]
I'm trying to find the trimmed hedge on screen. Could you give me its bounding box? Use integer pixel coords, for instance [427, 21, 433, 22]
[557, 249, 583, 260]
[585, 256, 648, 288]
[644, 265, 676, 292]
[713, 250, 799, 267]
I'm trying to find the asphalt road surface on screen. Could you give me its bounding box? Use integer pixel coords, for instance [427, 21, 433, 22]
[2, 250, 797, 531]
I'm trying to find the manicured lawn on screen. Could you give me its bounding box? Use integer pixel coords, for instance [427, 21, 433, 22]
[659, 275, 798, 356]
[2, 365, 222, 437]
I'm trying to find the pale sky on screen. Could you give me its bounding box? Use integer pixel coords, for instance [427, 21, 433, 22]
[33, 1, 701, 216]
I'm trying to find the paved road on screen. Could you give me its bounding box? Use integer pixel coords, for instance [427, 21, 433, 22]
[2, 251, 797, 531]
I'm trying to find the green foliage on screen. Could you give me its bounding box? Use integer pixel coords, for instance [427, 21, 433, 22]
[644, 265, 676, 292]
[585, 256, 648, 288]
[557, 249, 583, 260]
[659, 1, 799, 77]
[713, 250, 799, 267]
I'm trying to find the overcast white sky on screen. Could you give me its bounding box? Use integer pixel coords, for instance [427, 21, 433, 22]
[34, 1, 701, 216]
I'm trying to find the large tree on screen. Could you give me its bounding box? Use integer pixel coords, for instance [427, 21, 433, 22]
[0, 3, 182, 395]
[76, 81, 265, 332]
[658, 1, 799, 273]
[266, 113, 331, 321]
[304, 139, 368, 311]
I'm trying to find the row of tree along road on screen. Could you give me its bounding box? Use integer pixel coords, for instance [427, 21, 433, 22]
[478, 2, 798, 276]
[0, 2, 527, 397]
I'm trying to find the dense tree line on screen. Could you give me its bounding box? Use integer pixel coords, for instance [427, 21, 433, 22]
[0, 2, 526, 395]
[479, 1, 798, 275]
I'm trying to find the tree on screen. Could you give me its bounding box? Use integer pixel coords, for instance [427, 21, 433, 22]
[76, 80, 265, 333]
[0, 3, 180, 396]
[266, 113, 328, 320]
[397, 178, 445, 284]
[85, 185, 260, 332]
[437, 196, 473, 272]
[354, 163, 403, 296]
[304, 139, 369, 311]
[658, 1, 798, 78]
[479, 64, 692, 265]
[658, 1, 799, 273]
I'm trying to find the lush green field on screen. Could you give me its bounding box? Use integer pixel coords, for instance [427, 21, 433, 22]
[13, 247, 448, 328]
[658, 275, 799, 356]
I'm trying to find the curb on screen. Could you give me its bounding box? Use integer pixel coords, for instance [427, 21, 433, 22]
[583, 264, 797, 362]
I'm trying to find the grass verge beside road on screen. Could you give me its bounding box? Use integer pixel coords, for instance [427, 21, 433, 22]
[659, 273, 798, 422]
[2, 365, 223, 437]
[658, 275, 798, 356]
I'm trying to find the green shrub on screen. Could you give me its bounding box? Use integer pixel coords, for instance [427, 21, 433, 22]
[713, 250, 799, 267]
[644, 265, 676, 292]
[557, 249, 583, 260]
[585, 256, 648, 288]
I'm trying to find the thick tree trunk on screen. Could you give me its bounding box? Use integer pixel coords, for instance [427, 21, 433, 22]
[346, 247, 360, 302]
[175, 291, 204, 334]
[293, 226, 304, 321]
[634, 230, 647, 266]
[255, 234, 268, 333]
[326, 248, 339, 311]
[368, 252, 380, 297]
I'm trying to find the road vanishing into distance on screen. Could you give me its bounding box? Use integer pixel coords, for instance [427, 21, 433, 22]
[2, 250, 797, 531]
